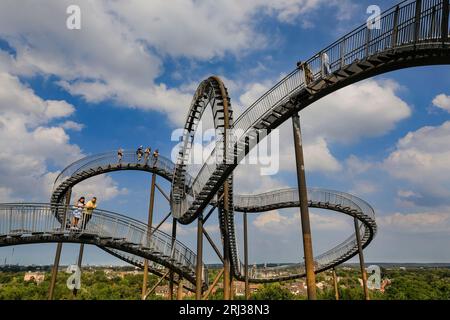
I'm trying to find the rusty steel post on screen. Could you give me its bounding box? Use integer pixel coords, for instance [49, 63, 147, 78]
[48, 242, 63, 300]
[195, 213, 204, 299]
[142, 172, 157, 300]
[218, 77, 232, 301]
[222, 195, 231, 300]
[168, 218, 177, 300]
[333, 268, 339, 300]
[354, 217, 370, 300]
[177, 276, 184, 300]
[203, 268, 224, 300]
[243, 211, 250, 300]
[72, 243, 84, 296]
[48, 188, 72, 300]
[443, 0, 449, 43]
[292, 113, 317, 300]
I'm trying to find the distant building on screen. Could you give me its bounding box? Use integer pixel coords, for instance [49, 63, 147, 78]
[155, 285, 170, 297]
[233, 281, 261, 296]
[23, 272, 45, 284]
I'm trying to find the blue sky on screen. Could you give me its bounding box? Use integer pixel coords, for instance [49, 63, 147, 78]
[1, 0, 450, 267]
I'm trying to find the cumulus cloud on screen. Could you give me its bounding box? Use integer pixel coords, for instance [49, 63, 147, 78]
[72, 175, 128, 203]
[378, 211, 450, 234]
[61, 120, 85, 132]
[235, 78, 410, 178]
[384, 121, 450, 206]
[0, 0, 348, 127]
[301, 79, 411, 144]
[432, 94, 450, 113]
[252, 209, 349, 235]
[0, 71, 125, 203]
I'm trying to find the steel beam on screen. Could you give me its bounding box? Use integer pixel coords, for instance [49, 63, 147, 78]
[168, 218, 177, 300]
[72, 243, 84, 296]
[391, 5, 400, 48]
[243, 211, 250, 300]
[48, 188, 72, 300]
[203, 268, 224, 300]
[443, 0, 449, 42]
[177, 276, 184, 300]
[195, 214, 204, 299]
[292, 113, 317, 300]
[333, 268, 339, 300]
[48, 242, 63, 300]
[144, 269, 170, 300]
[155, 183, 170, 202]
[142, 172, 157, 300]
[202, 227, 224, 263]
[354, 218, 370, 300]
[414, 0, 423, 44]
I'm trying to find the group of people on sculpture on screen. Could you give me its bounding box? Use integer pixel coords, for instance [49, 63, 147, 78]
[70, 196, 97, 230]
[117, 146, 159, 166]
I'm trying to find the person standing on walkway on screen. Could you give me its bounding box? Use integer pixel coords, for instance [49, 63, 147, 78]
[118, 147, 124, 164]
[152, 149, 159, 167]
[72, 197, 85, 230]
[144, 147, 151, 165]
[297, 61, 314, 86]
[321, 52, 331, 76]
[82, 197, 97, 230]
[136, 145, 144, 162]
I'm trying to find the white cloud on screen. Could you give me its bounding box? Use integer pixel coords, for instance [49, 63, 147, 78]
[61, 120, 85, 132]
[345, 155, 374, 175]
[432, 94, 450, 113]
[301, 79, 411, 144]
[0, 71, 124, 203]
[72, 176, 128, 203]
[378, 211, 450, 233]
[252, 209, 349, 235]
[235, 78, 411, 177]
[349, 180, 378, 195]
[0, 0, 346, 127]
[383, 121, 450, 205]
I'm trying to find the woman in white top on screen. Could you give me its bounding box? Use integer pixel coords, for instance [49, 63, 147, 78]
[72, 196, 85, 229]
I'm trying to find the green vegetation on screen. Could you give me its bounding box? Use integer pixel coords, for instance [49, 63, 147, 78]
[0, 267, 449, 300]
[0, 270, 167, 300]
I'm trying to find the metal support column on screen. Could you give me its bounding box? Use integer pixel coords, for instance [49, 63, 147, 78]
[73, 243, 84, 296]
[414, 0, 423, 44]
[48, 188, 72, 300]
[222, 204, 231, 300]
[168, 218, 177, 300]
[203, 268, 224, 300]
[221, 78, 232, 301]
[177, 276, 184, 300]
[142, 172, 157, 300]
[243, 211, 250, 300]
[48, 242, 63, 300]
[332, 268, 339, 300]
[442, 0, 449, 43]
[195, 213, 204, 299]
[292, 113, 317, 300]
[354, 218, 370, 300]
[391, 5, 400, 48]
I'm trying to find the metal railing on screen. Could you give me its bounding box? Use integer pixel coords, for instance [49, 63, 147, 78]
[0, 203, 205, 281]
[233, 188, 376, 280]
[185, 0, 450, 217]
[52, 151, 189, 192]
